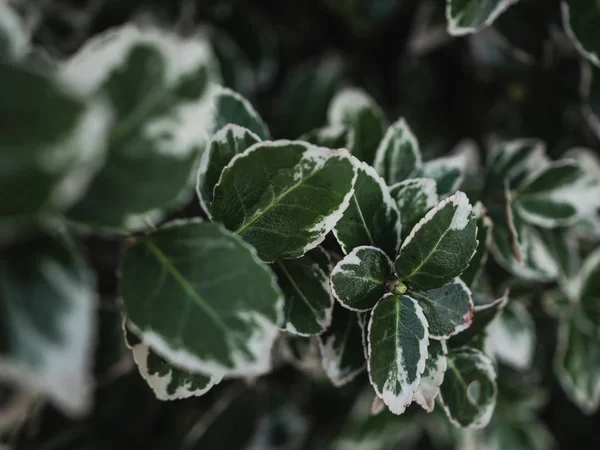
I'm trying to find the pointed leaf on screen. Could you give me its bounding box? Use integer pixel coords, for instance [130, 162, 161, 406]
[485, 139, 548, 191]
[197, 124, 261, 216]
[450, 290, 508, 348]
[318, 304, 366, 387]
[330, 246, 393, 312]
[211, 141, 357, 262]
[411, 278, 474, 340]
[0, 233, 96, 416]
[578, 248, 600, 329]
[487, 302, 535, 370]
[273, 247, 334, 336]
[367, 294, 429, 414]
[390, 178, 439, 241]
[119, 219, 284, 378]
[333, 157, 401, 258]
[210, 86, 270, 139]
[461, 203, 492, 288]
[562, 0, 600, 68]
[395, 192, 477, 291]
[125, 328, 221, 400]
[373, 118, 422, 185]
[513, 160, 600, 228]
[63, 27, 216, 230]
[328, 87, 387, 165]
[555, 313, 600, 414]
[446, 0, 520, 36]
[439, 347, 497, 429]
[413, 339, 448, 412]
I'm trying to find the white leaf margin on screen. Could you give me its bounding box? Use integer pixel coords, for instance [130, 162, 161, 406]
[446, 0, 520, 37]
[561, 0, 600, 68]
[367, 294, 430, 415]
[120, 218, 285, 379]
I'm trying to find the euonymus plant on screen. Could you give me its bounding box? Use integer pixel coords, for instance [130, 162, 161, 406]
[2, 0, 600, 448]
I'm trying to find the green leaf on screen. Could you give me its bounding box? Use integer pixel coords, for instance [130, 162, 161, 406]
[555, 312, 600, 414]
[373, 118, 422, 185]
[330, 246, 393, 312]
[328, 87, 387, 165]
[318, 304, 366, 387]
[197, 124, 261, 216]
[483, 420, 556, 450]
[487, 302, 535, 370]
[450, 290, 508, 348]
[119, 219, 284, 377]
[395, 192, 477, 291]
[299, 124, 350, 149]
[513, 160, 600, 228]
[0, 232, 96, 416]
[0, 1, 27, 60]
[0, 61, 109, 222]
[210, 85, 270, 140]
[446, 0, 520, 36]
[461, 203, 492, 288]
[367, 294, 429, 414]
[278, 335, 322, 376]
[333, 157, 402, 258]
[63, 27, 216, 231]
[211, 141, 357, 262]
[540, 228, 581, 300]
[485, 139, 548, 192]
[416, 144, 476, 198]
[439, 347, 497, 429]
[411, 278, 474, 340]
[579, 248, 600, 330]
[390, 178, 439, 241]
[277, 56, 348, 138]
[562, 0, 600, 68]
[413, 339, 448, 412]
[125, 328, 221, 400]
[273, 247, 334, 336]
[489, 191, 559, 281]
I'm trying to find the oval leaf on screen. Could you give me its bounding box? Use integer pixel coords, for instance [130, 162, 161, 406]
[0, 233, 96, 416]
[197, 124, 261, 216]
[333, 157, 402, 258]
[413, 339, 448, 412]
[273, 247, 334, 336]
[487, 302, 535, 370]
[63, 27, 216, 231]
[411, 278, 474, 340]
[390, 178, 438, 241]
[125, 328, 221, 400]
[211, 141, 357, 262]
[328, 87, 387, 165]
[416, 145, 475, 198]
[439, 347, 497, 429]
[330, 246, 393, 312]
[373, 118, 422, 185]
[554, 312, 600, 414]
[367, 294, 429, 415]
[119, 219, 284, 378]
[318, 304, 366, 387]
[209, 86, 270, 140]
[300, 124, 350, 149]
[395, 191, 477, 291]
